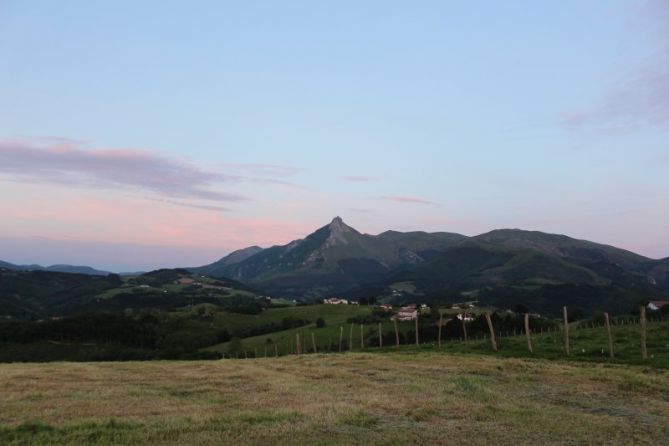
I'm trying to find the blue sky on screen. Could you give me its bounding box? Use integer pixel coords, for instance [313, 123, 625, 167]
[0, 1, 667, 271]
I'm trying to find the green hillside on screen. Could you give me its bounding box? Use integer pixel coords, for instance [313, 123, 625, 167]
[0, 268, 257, 320]
[190, 219, 668, 301]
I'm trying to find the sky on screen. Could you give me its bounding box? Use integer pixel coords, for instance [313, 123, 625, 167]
[0, 0, 667, 271]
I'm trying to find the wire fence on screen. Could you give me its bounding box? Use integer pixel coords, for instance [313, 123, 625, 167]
[228, 306, 668, 364]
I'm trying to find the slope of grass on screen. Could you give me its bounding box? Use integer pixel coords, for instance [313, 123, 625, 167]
[203, 304, 373, 353]
[1, 353, 668, 445]
[208, 314, 669, 369]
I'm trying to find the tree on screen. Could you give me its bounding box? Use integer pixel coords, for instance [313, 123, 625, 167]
[316, 317, 326, 328]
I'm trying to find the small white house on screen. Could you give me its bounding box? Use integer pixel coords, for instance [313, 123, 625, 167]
[395, 305, 418, 321]
[324, 298, 349, 305]
[647, 301, 669, 311]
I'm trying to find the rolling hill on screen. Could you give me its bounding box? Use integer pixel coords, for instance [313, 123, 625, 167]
[0, 268, 257, 320]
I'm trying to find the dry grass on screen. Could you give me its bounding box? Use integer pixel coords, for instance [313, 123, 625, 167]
[1, 353, 668, 445]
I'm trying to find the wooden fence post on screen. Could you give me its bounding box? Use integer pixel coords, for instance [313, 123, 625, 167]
[484, 312, 497, 351]
[438, 310, 444, 348]
[378, 322, 383, 348]
[312, 332, 318, 354]
[296, 334, 301, 355]
[415, 313, 420, 347]
[360, 324, 365, 350]
[339, 325, 343, 353]
[462, 314, 468, 342]
[524, 313, 533, 353]
[604, 312, 614, 359]
[640, 306, 648, 360]
[393, 318, 400, 348]
[349, 323, 354, 351]
[563, 306, 570, 356]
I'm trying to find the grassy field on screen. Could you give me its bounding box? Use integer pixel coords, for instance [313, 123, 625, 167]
[203, 304, 372, 353]
[1, 353, 668, 445]
[407, 319, 669, 368]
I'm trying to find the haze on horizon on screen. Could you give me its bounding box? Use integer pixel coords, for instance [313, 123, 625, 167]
[1, 1, 667, 272]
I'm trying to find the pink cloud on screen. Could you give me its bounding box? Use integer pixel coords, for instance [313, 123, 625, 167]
[562, 58, 669, 133]
[0, 139, 246, 203]
[563, 1, 669, 133]
[0, 188, 312, 252]
[380, 195, 433, 205]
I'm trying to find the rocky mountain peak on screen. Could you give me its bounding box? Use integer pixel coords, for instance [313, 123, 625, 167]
[324, 216, 358, 246]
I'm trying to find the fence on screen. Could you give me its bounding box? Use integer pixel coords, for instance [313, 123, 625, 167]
[228, 306, 668, 363]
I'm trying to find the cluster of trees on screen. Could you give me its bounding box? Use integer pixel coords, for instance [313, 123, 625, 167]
[0, 309, 311, 362]
[476, 284, 667, 317]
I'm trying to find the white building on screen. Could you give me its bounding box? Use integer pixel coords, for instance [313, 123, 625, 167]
[647, 301, 669, 311]
[324, 298, 349, 305]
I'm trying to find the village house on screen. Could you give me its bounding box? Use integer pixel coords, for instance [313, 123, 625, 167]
[378, 304, 393, 311]
[324, 298, 349, 305]
[647, 301, 669, 311]
[456, 313, 475, 322]
[395, 304, 418, 321]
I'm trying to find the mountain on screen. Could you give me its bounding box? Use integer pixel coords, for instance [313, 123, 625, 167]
[0, 260, 111, 276]
[648, 258, 669, 290]
[191, 217, 467, 298]
[473, 229, 650, 270]
[193, 246, 264, 277]
[0, 260, 17, 269]
[382, 236, 653, 296]
[191, 219, 669, 310]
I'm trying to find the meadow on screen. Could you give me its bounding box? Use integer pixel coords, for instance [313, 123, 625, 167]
[1, 352, 668, 445]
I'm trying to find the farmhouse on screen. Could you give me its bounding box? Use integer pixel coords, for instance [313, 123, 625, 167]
[647, 301, 669, 311]
[395, 304, 418, 321]
[324, 298, 348, 305]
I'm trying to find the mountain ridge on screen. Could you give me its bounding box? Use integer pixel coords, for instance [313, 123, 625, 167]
[0, 260, 111, 276]
[191, 217, 666, 299]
